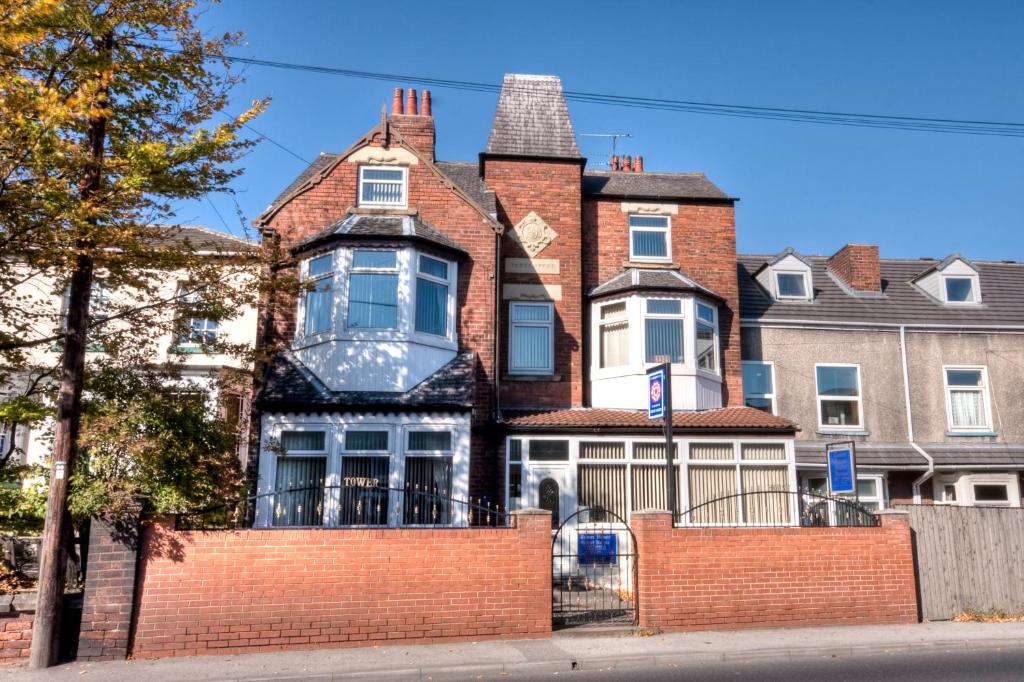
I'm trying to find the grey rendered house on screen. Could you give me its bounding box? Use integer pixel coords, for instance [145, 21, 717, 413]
[738, 243, 1024, 509]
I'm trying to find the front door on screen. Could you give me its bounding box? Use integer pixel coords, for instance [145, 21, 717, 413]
[528, 465, 573, 530]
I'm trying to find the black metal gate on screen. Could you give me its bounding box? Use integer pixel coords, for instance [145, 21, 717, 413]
[551, 507, 637, 628]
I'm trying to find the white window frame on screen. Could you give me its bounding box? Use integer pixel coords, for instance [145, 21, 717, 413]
[774, 270, 811, 301]
[815, 363, 864, 431]
[695, 302, 719, 376]
[628, 214, 671, 263]
[298, 252, 335, 338]
[943, 365, 993, 433]
[643, 297, 685, 365]
[345, 248, 400, 331]
[935, 472, 1020, 508]
[598, 300, 631, 369]
[942, 274, 979, 305]
[270, 425, 332, 527]
[412, 253, 455, 340]
[508, 301, 554, 375]
[801, 472, 887, 510]
[357, 165, 408, 208]
[741, 360, 776, 415]
[175, 282, 219, 348]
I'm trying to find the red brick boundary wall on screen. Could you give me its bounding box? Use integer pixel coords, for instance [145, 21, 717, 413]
[129, 510, 551, 659]
[0, 610, 33, 664]
[632, 510, 918, 631]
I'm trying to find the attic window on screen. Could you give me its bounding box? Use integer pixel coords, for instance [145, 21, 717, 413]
[358, 166, 407, 207]
[944, 277, 974, 303]
[775, 272, 809, 299]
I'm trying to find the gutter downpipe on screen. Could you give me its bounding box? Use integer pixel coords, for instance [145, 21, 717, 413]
[901, 324, 934, 503]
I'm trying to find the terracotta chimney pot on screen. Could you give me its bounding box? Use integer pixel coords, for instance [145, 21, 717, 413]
[391, 87, 404, 115]
[420, 90, 432, 117]
[405, 88, 418, 116]
[610, 154, 619, 171]
[622, 155, 632, 172]
[634, 155, 644, 172]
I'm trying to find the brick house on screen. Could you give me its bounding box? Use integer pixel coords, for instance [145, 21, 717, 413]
[252, 75, 799, 528]
[739, 245, 1024, 509]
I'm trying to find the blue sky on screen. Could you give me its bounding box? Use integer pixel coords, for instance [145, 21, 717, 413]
[178, 0, 1024, 261]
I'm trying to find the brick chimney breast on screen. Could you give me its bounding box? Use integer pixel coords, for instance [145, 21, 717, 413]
[828, 244, 881, 293]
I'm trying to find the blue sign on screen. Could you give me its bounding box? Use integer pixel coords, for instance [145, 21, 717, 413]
[648, 368, 666, 420]
[578, 533, 617, 565]
[827, 444, 857, 495]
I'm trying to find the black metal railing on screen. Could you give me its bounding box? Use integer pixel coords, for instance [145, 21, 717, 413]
[175, 483, 512, 530]
[676, 490, 880, 528]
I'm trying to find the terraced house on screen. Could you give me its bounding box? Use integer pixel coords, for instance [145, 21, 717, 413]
[739, 246, 1024, 508]
[252, 75, 798, 528]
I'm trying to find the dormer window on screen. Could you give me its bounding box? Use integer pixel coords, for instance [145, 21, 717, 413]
[775, 272, 809, 299]
[358, 166, 407, 207]
[629, 215, 671, 262]
[944, 276, 974, 303]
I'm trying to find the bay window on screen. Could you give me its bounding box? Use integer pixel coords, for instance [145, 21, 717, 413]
[404, 430, 454, 525]
[509, 302, 554, 374]
[347, 250, 399, 329]
[340, 429, 390, 525]
[273, 430, 328, 527]
[696, 303, 717, 373]
[944, 366, 992, 432]
[303, 254, 334, 336]
[629, 215, 670, 261]
[414, 255, 450, 337]
[599, 301, 629, 368]
[644, 299, 684, 364]
[358, 166, 407, 207]
[816, 364, 862, 429]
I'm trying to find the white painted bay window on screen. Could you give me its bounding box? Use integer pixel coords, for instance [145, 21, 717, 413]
[644, 299, 684, 364]
[599, 301, 629, 368]
[358, 166, 407, 207]
[273, 430, 328, 527]
[509, 301, 554, 374]
[815, 364, 863, 430]
[404, 430, 454, 525]
[696, 303, 718, 373]
[944, 366, 992, 432]
[303, 253, 334, 336]
[414, 255, 451, 337]
[347, 250, 399, 329]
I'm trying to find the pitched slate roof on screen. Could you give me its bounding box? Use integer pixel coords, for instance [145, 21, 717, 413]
[265, 153, 338, 217]
[795, 441, 1024, 468]
[294, 213, 467, 255]
[148, 224, 256, 254]
[739, 255, 1024, 327]
[500, 407, 796, 433]
[582, 171, 733, 201]
[435, 161, 497, 216]
[257, 350, 476, 411]
[484, 75, 581, 159]
[795, 442, 928, 468]
[589, 267, 723, 301]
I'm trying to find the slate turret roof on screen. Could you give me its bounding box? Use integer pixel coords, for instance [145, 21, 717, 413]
[294, 213, 468, 256]
[484, 74, 582, 159]
[589, 267, 723, 301]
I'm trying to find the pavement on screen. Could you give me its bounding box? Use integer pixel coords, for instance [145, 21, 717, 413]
[4, 621, 1024, 681]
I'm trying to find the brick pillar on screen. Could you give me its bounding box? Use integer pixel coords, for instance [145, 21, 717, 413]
[630, 509, 673, 630]
[77, 511, 142, 661]
[510, 508, 554, 636]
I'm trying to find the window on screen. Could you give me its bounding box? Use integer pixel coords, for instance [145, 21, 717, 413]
[340, 429, 390, 526]
[816, 364, 862, 429]
[742, 361, 776, 414]
[686, 442, 790, 525]
[405, 429, 455, 525]
[507, 439, 523, 505]
[303, 254, 334, 336]
[944, 367, 992, 431]
[944, 276, 974, 303]
[529, 440, 569, 461]
[273, 430, 328, 527]
[414, 255, 450, 337]
[599, 301, 629, 368]
[358, 166, 407, 206]
[696, 303, 717, 373]
[972, 483, 1009, 505]
[509, 302, 553, 374]
[628, 215, 670, 261]
[644, 299, 684, 364]
[804, 474, 886, 511]
[175, 284, 219, 347]
[775, 272, 809, 299]
[347, 250, 399, 329]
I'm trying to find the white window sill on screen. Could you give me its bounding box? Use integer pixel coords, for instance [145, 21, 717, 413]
[816, 428, 869, 437]
[946, 430, 998, 437]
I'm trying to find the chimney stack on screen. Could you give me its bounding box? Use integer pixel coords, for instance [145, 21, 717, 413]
[391, 88, 404, 115]
[420, 90, 431, 117]
[610, 154, 619, 171]
[405, 88, 418, 116]
[634, 155, 644, 172]
[622, 155, 632, 172]
[828, 244, 882, 293]
[389, 85, 436, 160]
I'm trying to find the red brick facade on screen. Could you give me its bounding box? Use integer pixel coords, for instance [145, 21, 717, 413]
[582, 197, 744, 406]
[128, 512, 551, 659]
[827, 243, 882, 293]
[484, 157, 584, 407]
[0, 613, 32, 664]
[632, 511, 918, 631]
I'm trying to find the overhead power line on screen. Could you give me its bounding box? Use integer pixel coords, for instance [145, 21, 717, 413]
[136, 44, 1024, 138]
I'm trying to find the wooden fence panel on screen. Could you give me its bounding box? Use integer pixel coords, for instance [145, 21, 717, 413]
[900, 505, 1024, 620]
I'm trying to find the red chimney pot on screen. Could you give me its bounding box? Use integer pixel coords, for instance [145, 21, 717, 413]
[622, 155, 633, 172]
[610, 154, 619, 171]
[420, 90, 432, 117]
[634, 155, 644, 172]
[405, 88, 418, 116]
[391, 87, 404, 115]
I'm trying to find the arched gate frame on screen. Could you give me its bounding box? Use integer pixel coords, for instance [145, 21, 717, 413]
[551, 506, 638, 628]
